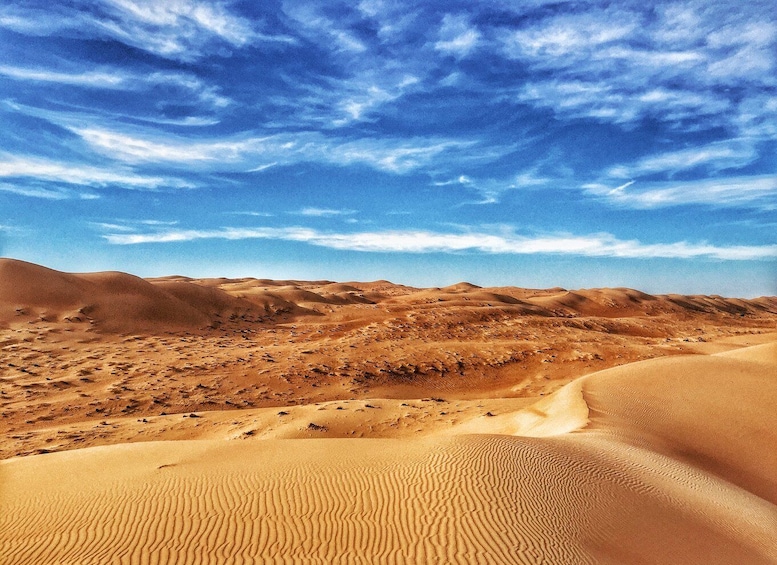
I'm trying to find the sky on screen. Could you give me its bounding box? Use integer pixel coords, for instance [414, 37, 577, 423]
[1, 0, 776, 296]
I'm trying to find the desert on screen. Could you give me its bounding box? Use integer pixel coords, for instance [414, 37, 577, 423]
[1, 257, 777, 564]
[4, 0, 777, 562]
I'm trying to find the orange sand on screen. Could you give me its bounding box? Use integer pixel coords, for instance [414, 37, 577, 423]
[2, 258, 777, 563]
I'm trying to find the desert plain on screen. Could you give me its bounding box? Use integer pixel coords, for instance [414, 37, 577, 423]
[1, 257, 777, 564]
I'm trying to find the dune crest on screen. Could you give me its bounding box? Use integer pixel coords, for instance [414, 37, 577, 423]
[450, 379, 589, 437]
[0, 258, 266, 331]
[3, 258, 776, 334]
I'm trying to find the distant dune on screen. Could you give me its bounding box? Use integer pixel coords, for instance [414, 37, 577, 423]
[0, 259, 258, 331]
[2, 259, 777, 563]
[2, 258, 775, 333]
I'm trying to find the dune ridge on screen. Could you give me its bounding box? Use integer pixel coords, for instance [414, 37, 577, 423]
[3, 258, 776, 334]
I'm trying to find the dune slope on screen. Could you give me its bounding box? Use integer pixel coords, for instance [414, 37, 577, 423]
[0, 258, 265, 331]
[2, 343, 777, 564]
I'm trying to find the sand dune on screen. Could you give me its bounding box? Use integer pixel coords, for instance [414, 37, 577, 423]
[4, 258, 776, 335]
[582, 347, 777, 505]
[2, 260, 777, 563]
[0, 259, 266, 332]
[3, 345, 777, 563]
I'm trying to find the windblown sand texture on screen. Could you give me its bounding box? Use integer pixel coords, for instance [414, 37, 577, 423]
[2, 258, 777, 563]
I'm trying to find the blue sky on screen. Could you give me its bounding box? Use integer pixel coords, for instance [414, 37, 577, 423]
[1, 0, 776, 296]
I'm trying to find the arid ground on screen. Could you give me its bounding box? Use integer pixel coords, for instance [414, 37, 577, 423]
[2, 258, 777, 564]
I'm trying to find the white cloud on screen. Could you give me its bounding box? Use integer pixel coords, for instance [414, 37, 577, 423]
[517, 79, 730, 126]
[102, 0, 253, 46]
[0, 0, 294, 62]
[357, 0, 419, 42]
[652, 4, 704, 46]
[435, 167, 556, 205]
[246, 163, 278, 173]
[517, 81, 632, 123]
[92, 219, 180, 233]
[734, 94, 777, 137]
[332, 138, 474, 173]
[0, 6, 86, 35]
[147, 72, 232, 108]
[703, 22, 777, 85]
[71, 125, 478, 174]
[435, 14, 480, 57]
[92, 222, 137, 232]
[101, 224, 777, 261]
[607, 140, 759, 179]
[111, 0, 294, 55]
[275, 4, 430, 127]
[0, 68, 231, 118]
[0, 154, 192, 189]
[334, 75, 419, 124]
[227, 211, 274, 217]
[498, 3, 777, 132]
[296, 208, 356, 217]
[585, 175, 777, 209]
[0, 182, 98, 200]
[502, 11, 637, 60]
[0, 65, 128, 88]
[72, 127, 267, 164]
[282, 2, 366, 53]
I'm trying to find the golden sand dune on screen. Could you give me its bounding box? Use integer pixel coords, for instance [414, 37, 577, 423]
[0, 259, 266, 332]
[4, 258, 776, 334]
[2, 260, 777, 563]
[3, 344, 777, 564]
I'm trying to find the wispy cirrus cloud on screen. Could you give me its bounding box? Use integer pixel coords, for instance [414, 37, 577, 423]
[0, 182, 98, 200]
[70, 125, 480, 174]
[333, 74, 420, 125]
[257, 47, 427, 129]
[581, 137, 775, 210]
[295, 208, 357, 217]
[498, 2, 777, 132]
[282, 1, 367, 54]
[0, 65, 128, 88]
[607, 140, 760, 179]
[585, 175, 777, 209]
[434, 166, 561, 206]
[0, 0, 294, 62]
[434, 14, 480, 57]
[226, 211, 274, 218]
[0, 154, 192, 191]
[71, 127, 266, 165]
[2, 70, 230, 123]
[501, 10, 638, 60]
[101, 224, 777, 261]
[516, 80, 732, 125]
[332, 137, 476, 173]
[91, 219, 180, 234]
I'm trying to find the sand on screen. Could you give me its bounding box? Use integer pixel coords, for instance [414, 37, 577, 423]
[2, 258, 777, 563]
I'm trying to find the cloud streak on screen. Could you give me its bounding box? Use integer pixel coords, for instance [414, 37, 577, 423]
[70, 125, 480, 174]
[295, 208, 357, 217]
[0, 0, 295, 62]
[0, 65, 128, 88]
[585, 175, 777, 209]
[102, 225, 777, 261]
[607, 140, 760, 179]
[0, 182, 98, 200]
[0, 155, 192, 190]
